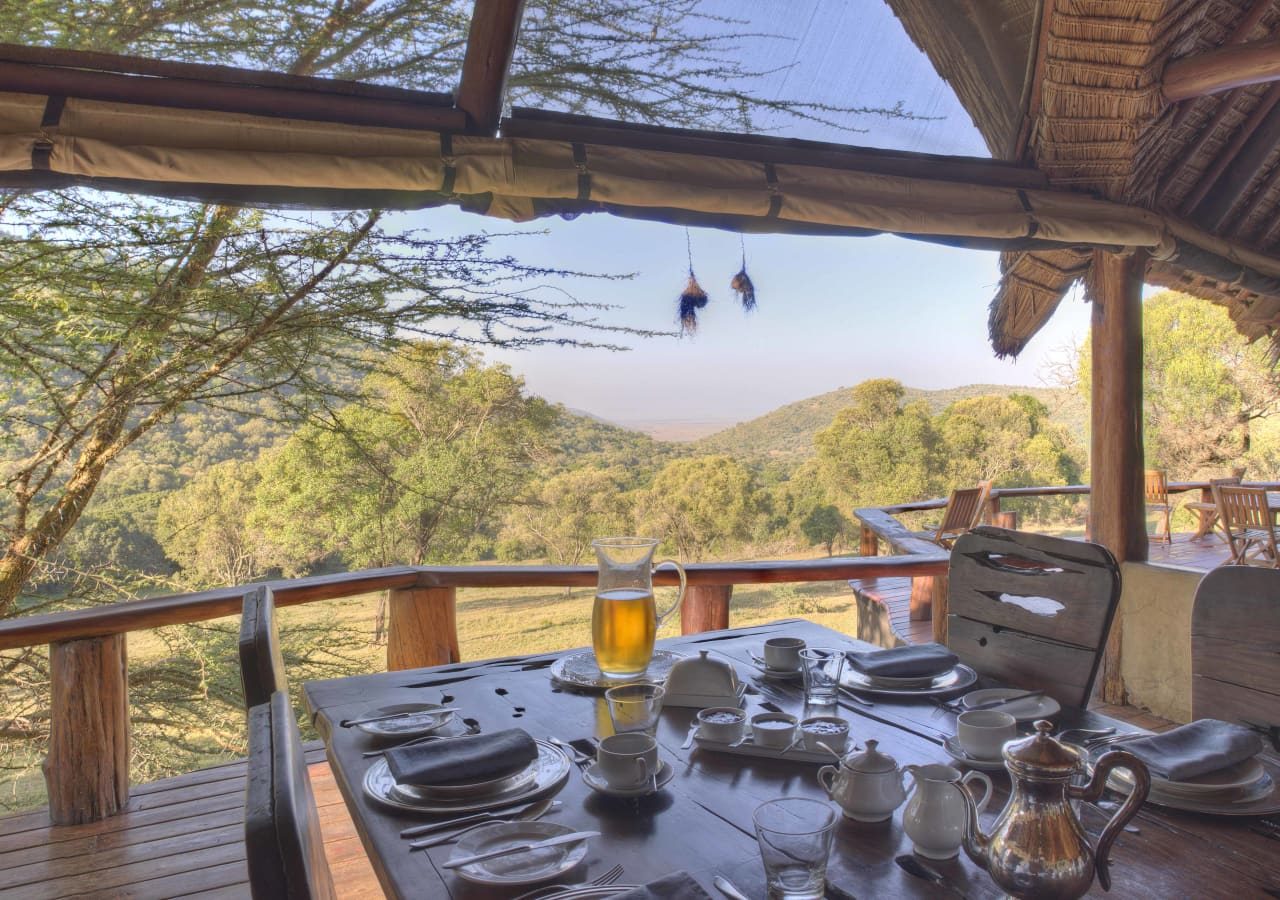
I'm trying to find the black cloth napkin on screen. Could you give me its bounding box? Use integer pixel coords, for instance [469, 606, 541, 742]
[845, 642, 959, 678]
[384, 728, 537, 786]
[612, 872, 714, 900]
[1121, 718, 1263, 781]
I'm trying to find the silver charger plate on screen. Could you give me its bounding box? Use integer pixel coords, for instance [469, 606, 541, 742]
[392, 765, 538, 803]
[1087, 748, 1280, 815]
[841, 664, 978, 698]
[448, 821, 590, 886]
[363, 740, 570, 814]
[550, 649, 685, 691]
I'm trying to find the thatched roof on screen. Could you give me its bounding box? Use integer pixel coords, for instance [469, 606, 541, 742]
[890, 0, 1280, 356]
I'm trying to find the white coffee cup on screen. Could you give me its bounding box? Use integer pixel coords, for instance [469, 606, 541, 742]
[956, 709, 1017, 761]
[597, 732, 658, 788]
[763, 637, 806, 672]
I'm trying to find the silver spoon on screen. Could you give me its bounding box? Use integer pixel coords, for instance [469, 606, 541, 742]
[681, 721, 701, 750]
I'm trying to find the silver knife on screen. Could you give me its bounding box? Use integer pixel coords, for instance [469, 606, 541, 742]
[714, 875, 752, 900]
[442, 830, 599, 869]
[967, 690, 1043, 712]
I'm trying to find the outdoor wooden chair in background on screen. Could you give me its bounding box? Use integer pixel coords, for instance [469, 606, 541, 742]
[947, 526, 1121, 709]
[928, 481, 992, 549]
[245, 690, 338, 900]
[1215, 485, 1280, 567]
[240, 584, 288, 708]
[1187, 475, 1243, 541]
[1144, 469, 1174, 544]
[1192, 567, 1279, 762]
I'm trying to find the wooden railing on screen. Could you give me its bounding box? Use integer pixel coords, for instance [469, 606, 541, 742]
[0, 554, 947, 825]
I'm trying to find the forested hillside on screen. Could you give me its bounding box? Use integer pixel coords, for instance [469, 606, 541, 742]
[696, 383, 1087, 459]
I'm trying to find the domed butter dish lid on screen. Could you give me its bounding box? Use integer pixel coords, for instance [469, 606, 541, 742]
[663, 650, 746, 708]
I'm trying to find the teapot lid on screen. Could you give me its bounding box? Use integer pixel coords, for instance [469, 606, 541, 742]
[1003, 720, 1082, 776]
[843, 739, 898, 774]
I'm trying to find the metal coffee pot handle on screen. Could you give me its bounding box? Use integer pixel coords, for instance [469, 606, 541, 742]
[653, 559, 687, 629]
[1067, 749, 1150, 890]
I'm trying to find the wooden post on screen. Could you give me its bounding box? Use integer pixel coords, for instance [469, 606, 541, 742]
[387, 586, 460, 670]
[1088, 248, 1150, 704]
[681, 585, 732, 635]
[993, 510, 1019, 530]
[43, 634, 129, 824]
[859, 526, 878, 557]
[910, 576, 934, 622]
[930, 574, 951, 645]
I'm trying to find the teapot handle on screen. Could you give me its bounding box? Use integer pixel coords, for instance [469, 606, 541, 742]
[1067, 749, 1149, 891]
[652, 559, 688, 629]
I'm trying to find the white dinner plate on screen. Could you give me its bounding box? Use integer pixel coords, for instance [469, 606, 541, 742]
[1108, 755, 1266, 797]
[392, 764, 538, 803]
[960, 689, 1062, 723]
[448, 821, 590, 886]
[354, 702, 454, 738]
[841, 664, 977, 698]
[581, 759, 675, 797]
[363, 741, 570, 814]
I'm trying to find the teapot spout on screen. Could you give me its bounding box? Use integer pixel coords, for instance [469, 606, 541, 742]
[954, 778, 992, 871]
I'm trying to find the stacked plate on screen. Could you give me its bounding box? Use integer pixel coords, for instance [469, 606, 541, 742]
[841, 663, 978, 698]
[363, 739, 571, 814]
[1096, 748, 1279, 815]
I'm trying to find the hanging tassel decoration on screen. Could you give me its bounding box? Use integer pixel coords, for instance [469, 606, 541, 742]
[731, 234, 757, 312]
[678, 270, 709, 334]
[678, 229, 708, 334]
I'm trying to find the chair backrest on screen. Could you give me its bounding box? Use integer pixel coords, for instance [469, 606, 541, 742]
[245, 691, 337, 900]
[947, 526, 1121, 708]
[1191, 567, 1279, 763]
[1217, 485, 1272, 533]
[936, 487, 985, 540]
[240, 585, 287, 709]
[1144, 469, 1169, 505]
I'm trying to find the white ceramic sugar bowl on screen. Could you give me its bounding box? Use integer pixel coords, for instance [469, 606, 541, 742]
[816, 739, 907, 822]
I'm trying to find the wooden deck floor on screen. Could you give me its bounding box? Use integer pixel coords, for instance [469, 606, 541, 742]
[0, 743, 381, 900]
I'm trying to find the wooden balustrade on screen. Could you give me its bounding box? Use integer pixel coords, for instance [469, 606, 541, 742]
[0, 553, 946, 825]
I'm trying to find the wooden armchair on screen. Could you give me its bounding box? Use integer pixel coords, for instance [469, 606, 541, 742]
[1144, 469, 1173, 544]
[929, 481, 991, 549]
[1216, 485, 1280, 567]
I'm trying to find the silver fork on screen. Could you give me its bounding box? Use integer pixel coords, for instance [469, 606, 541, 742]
[510, 864, 626, 900]
[548, 736, 594, 771]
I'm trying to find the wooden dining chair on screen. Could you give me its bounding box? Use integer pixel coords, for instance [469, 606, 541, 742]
[930, 483, 990, 549]
[245, 690, 337, 900]
[947, 526, 1121, 708]
[1191, 567, 1279, 762]
[1144, 469, 1173, 544]
[1215, 485, 1280, 567]
[240, 585, 288, 709]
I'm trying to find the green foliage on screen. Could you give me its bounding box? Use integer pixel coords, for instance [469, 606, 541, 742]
[156, 460, 265, 587]
[634, 455, 761, 560]
[800, 505, 848, 556]
[501, 467, 633, 565]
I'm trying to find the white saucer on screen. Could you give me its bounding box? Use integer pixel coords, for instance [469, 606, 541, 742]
[943, 735, 1006, 772]
[448, 821, 590, 886]
[581, 759, 675, 796]
[749, 653, 802, 680]
[960, 689, 1061, 723]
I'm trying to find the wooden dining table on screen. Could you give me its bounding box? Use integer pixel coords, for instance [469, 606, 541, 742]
[303, 619, 1280, 899]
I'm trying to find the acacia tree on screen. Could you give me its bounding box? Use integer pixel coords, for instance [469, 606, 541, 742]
[0, 0, 918, 615]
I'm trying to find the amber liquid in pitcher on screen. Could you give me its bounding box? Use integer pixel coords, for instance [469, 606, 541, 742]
[592, 588, 657, 677]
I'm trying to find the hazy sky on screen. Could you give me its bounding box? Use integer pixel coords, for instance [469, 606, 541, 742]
[393, 1, 1098, 427]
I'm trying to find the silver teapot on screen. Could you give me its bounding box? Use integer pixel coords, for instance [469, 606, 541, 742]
[959, 720, 1149, 900]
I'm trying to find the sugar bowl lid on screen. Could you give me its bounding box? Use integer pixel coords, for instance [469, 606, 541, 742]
[665, 650, 739, 695]
[842, 739, 899, 774]
[1003, 720, 1082, 777]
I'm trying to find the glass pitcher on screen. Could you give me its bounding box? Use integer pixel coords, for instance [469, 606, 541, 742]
[591, 537, 687, 679]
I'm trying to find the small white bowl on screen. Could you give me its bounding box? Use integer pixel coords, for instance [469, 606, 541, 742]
[750, 712, 798, 749]
[697, 707, 747, 743]
[799, 716, 849, 753]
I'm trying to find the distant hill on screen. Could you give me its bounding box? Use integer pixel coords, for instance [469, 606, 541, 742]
[696, 383, 1087, 459]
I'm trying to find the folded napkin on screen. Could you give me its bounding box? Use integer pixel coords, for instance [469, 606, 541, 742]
[612, 872, 714, 900]
[845, 643, 959, 678]
[1121, 719, 1263, 781]
[384, 728, 537, 786]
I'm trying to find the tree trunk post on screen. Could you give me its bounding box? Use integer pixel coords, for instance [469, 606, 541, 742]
[929, 573, 951, 645]
[681, 584, 732, 634]
[1088, 248, 1150, 704]
[860, 526, 878, 557]
[43, 634, 130, 825]
[387, 586, 460, 670]
[910, 576, 935, 622]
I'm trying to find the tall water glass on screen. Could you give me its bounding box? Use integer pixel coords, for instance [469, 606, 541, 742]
[605, 683, 665, 734]
[753, 797, 837, 900]
[800, 648, 845, 710]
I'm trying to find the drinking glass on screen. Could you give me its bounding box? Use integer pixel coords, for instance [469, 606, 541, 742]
[799, 648, 845, 709]
[605, 683, 665, 734]
[753, 797, 837, 900]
